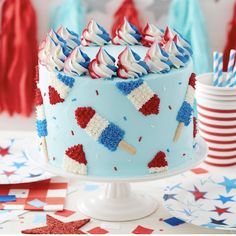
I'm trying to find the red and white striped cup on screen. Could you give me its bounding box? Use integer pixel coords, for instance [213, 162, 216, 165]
[196, 73, 236, 167]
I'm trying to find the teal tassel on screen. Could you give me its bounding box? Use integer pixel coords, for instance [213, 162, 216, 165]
[168, 0, 211, 74]
[50, 0, 86, 35]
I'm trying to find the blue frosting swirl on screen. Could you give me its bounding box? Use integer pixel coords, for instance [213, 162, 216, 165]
[81, 20, 111, 46]
[113, 18, 142, 45]
[163, 39, 189, 69]
[117, 46, 149, 79]
[57, 26, 80, 49]
[145, 42, 171, 73]
[64, 47, 90, 76]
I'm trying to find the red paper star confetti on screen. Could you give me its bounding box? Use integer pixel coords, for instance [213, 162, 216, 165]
[21, 215, 90, 234]
[132, 225, 154, 234]
[212, 206, 231, 216]
[87, 227, 109, 234]
[0, 146, 10, 156]
[191, 168, 208, 175]
[55, 209, 76, 217]
[190, 186, 207, 201]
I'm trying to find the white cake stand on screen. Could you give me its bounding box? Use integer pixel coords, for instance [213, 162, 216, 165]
[27, 135, 207, 222]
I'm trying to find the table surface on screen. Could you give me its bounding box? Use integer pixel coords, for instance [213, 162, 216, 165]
[0, 117, 235, 234]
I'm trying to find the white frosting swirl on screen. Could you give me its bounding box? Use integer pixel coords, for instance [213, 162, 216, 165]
[163, 39, 187, 69]
[48, 29, 72, 57]
[89, 48, 117, 79]
[117, 46, 149, 79]
[144, 42, 170, 73]
[38, 37, 57, 66]
[64, 47, 90, 76]
[47, 44, 67, 72]
[48, 29, 65, 45]
[160, 26, 176, 46]
[57, 26, 80, 49]
[173, 34, 192, 56]
[142, 23, 163, 47]
[112, 18, 141, 45]
[81, 20, 111, 46]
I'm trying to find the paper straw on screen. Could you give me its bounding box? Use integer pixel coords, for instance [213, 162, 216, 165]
[213, 51, 219, 85]
[225, 49, 236, 86]
[228, 64, 236, 87]
[227, 49, 236, 73]
[213, 52, 223, 87]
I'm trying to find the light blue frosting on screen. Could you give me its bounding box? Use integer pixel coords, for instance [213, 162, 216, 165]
[39, 45, 194, 178]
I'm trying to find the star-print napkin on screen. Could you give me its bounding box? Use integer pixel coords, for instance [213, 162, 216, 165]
[0, 179, 68, 211]
[0, 137, 53, 184]
[164, 175, 236, 229]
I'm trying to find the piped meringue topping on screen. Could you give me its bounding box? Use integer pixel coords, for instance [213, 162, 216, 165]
[112, 18, 142, 45]
[81, 20, 111, 46]
[117, 46, 149, 79]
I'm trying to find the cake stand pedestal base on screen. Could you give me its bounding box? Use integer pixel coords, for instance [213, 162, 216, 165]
[77, 182, 158, 221]
[27, 136, 207, 222]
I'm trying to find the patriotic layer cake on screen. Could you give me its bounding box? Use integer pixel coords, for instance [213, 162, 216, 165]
[36, 19, 197, 177]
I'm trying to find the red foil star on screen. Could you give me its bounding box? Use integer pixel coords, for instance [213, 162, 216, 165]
[22, 215, 90, 234]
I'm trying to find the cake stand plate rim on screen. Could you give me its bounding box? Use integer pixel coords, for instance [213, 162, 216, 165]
[26, 135, 207, 183]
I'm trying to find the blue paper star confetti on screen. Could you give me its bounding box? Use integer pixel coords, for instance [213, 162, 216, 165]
[33, 214, 46, 224]
[164, 217, 185, 226]
[0, 195, 16, 203]
[27, 199, 46, 208]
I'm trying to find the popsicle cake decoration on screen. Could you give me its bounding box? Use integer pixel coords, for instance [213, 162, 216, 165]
[193, 117, 198, 138]
[75, 107, 136, 155]
[48, 73, 75, 105]
[173, 73, 196, 142]
[148, 151, 168, 173]
[116, 79, 160, 116]
[64, 144, 87, 175]
[35, 87, 48, 161]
